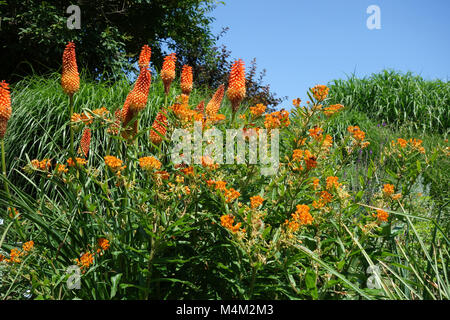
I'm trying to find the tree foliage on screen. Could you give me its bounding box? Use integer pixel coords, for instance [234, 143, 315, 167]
[0, 0, 218, 81]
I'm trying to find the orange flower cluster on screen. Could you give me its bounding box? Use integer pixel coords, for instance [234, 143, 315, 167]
[376, 209, 389, 222]
[31, 158, 52, 171]
[382, 184, 395, 196]
[171, 102, 202, 123]
[312, 191, 333, 209]
[138, 45, 151, 69]
[250, 195, 264, 209]
[201, 156, 219, 170]
[0, 81, 12, 139]
[180, 65, 193, 96]
[139, 156, 162, 171]
[8, 207, 19, 219]
[347, 126, 366, 141]
[61, 42, 80, 96]
[67, 157, 87, 167]
[348, 126, 370, 149]
[76, 252, 94, 270]
[392, 138, 425, 154]
[311, 85, 329, 101]
[149, 110, 168, 145]
[181, 166, 194, 176]
[291, 149, 317, 171]
[1, 241, 34, 264]
[249, 104, 266, 117]
[160, 53, 177, 95]
[322, 134, 333, 149]
[97, 238, 110, 252]
[207, 180, 227, 191]
[292, 98, 301, 107]
[224, 188, 241, 203]
[104, 155, 126, 174]
[326, 176, 340, 190]
[227, 59, 246, 113]
[55, 163, 68, 174]
[309, 126, 323, 141]
[264, 110, 290, 130]
[382, 184, 402, 200]
[71, 112, 92, 126]
[220, 214, 245, 234]
[324, 104, 344, 117]
[312, 178, 320, 190]
[285, 204, 314, 232]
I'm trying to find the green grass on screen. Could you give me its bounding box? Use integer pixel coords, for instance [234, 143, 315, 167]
[327, 70, 450, 134]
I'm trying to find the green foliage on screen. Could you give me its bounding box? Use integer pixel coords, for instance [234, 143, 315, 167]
[327, 70, 450, 134]
[0, 0, 219, 81]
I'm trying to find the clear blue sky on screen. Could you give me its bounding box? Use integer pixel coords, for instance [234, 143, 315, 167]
[210, 0, 450, 106]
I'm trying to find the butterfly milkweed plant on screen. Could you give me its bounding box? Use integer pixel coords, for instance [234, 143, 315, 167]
[0, 42, 448, 300]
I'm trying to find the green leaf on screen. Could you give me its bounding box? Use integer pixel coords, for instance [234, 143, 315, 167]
[110, 273, 123, 299]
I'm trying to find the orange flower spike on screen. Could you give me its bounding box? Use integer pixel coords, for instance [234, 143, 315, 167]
[121, 67, 151, 139]
[149, 110, 168, 145]
[206, 84, 225, 116]
[80, 127, 91, 158]
[128, 67, 152, 113]
[138, 45, 151, 69]
[61, 42, 80, 96]
[180, 65, 193, 96]
[160, 53, 177, 96]
[0, 81, 12, 139]
[227, 59, 246, 113]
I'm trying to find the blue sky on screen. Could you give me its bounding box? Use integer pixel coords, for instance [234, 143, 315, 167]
[210, 0, 450, 106]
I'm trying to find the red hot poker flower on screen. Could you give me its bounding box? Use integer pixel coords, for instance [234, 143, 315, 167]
[206, 84, 225, 116]
[180, 65, 193, 96]
[61, 42, 80, 96]
[138, 45, 151, 69]
[227, 59, 246, 113]
[80, 127, 91, 158]
[160, 53, 177, 95]
[0, 81, 12, 139]
[150, 110, 168, 145]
